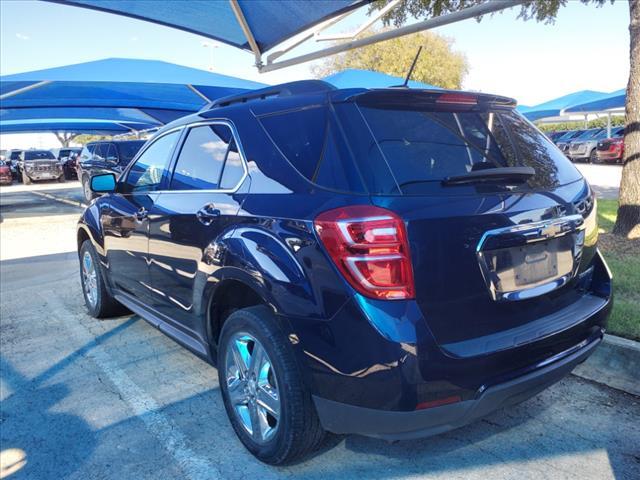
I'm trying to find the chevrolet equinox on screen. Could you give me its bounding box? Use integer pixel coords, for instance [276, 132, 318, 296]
[77, 81, 612, 464]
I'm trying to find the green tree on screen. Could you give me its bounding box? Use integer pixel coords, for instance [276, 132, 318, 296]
[73, 134, 110, 145]
[312, 30, 468, 89]
[371, 0, 639, 238]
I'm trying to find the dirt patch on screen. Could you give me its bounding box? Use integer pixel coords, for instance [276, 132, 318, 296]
[598, 233, 640, 256]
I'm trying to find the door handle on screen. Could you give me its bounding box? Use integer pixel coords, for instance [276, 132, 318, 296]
[197, 203, 220, 226]
[135, 207, 148, 221]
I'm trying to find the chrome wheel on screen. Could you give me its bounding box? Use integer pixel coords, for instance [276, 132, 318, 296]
[82, 251, 98, 308]
[225, 333, 280, 444]
[83, 177, 91, 201]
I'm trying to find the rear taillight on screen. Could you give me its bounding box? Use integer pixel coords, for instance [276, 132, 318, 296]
[314, 205, 414, 300]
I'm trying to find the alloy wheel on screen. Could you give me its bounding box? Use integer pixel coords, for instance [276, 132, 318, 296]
[82, 251, 98, 308]
[83, 177, 91, 201]
[225, 332, 280, 444]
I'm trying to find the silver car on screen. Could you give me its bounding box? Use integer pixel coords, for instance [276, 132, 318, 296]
[567, 128, 607, 163]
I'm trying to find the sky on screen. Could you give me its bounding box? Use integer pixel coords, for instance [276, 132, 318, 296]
[0, 0, 630, 149]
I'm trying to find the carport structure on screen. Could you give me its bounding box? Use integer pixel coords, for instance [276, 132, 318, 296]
[43, 0, 526, 73]
[0, 58, 266, 135]
[564, 89, 626, 138]
[519, 88, 626, 137]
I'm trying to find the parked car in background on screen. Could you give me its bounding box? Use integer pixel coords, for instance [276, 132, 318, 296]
[77, 81, 610, 465]
[8, 150, 23, 180]
[567, 128, 608, 163]
[0, 160, 12, 185]
[19, 150, 64, 184]
[52, 147, 83, 180]
[596, 128, 625, 164]
[546, 130, 568, 142]
[555, 130, 585, 155]
[77, 140, 145, 202]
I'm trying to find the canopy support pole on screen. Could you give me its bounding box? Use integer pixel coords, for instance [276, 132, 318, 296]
[229, 0, 262, 67]
[259, 0, 526, 73]
[187, 84, 212, 103]
[315, 0, 401, 42]
[0, 80, 51, 100]
[607, 113, 612, 137]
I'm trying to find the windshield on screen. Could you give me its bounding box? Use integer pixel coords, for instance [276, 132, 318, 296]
[116, 141, 145, 163]
[337, 103, 582, 195]
[576, 129, 603, 140]
[24, 151, 55, 160]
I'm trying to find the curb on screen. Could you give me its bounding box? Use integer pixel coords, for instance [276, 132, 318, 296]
[572, 334, 640, 396]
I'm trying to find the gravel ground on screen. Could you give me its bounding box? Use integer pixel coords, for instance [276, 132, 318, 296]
[1, 185, 638, 480]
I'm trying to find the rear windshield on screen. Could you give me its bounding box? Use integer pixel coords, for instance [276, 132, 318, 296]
[116, 141, 146, 163]
[24, 151, 55, 160]
[335, 102, 582, 195]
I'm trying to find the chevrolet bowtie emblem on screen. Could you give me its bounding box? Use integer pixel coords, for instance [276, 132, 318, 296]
[538, 223, 563, 238]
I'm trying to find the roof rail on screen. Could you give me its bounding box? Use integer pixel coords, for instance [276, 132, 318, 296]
[200, 80, 336, 111]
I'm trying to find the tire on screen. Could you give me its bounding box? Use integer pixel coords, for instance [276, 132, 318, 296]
[218, 306, 325, 465]
[79, 240, 127, 318]
[22, 170, 32, 185]
[589, 149, 597, 164]
[82, 175, 95, 202]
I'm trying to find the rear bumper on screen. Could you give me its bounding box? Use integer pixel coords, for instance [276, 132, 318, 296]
[313, 334, 601, 439]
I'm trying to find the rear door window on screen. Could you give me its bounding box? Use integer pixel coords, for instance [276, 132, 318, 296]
[170, 124, 237, 191]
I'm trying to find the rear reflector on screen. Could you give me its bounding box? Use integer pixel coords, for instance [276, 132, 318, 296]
[314, 205, 415, 300]
[415, 395, 462, 410]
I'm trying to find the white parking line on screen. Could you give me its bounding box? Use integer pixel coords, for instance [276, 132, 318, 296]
[31, 190, 87, 208]
[43, 294, 222, 480]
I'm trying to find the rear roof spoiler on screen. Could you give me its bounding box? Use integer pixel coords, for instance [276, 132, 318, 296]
[200, 80, 336, 111]
[337, 89, 517, 109]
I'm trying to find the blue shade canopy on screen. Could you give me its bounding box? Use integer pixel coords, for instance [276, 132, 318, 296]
[44, 1, 369, 53]
[564, 89, 626, 113]
[0, 119, 156, 134]
[324, 69, 439, 89]
[518, 90, 609, 121]
[0, 58, 266, 133]
[1, 107, 165, 124]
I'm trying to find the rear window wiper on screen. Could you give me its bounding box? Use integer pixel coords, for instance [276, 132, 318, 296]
[442, 166, 535, 186]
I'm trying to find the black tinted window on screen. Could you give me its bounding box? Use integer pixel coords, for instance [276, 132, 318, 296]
[171, 125, 233, 190]
[104, 144, 118, 162]
[125, 131, 179, 192]
[259, 106, 365, 193]
[341, 104, 581, 195]
[116, 141, 145, 164]
[24, 151, 55, 160]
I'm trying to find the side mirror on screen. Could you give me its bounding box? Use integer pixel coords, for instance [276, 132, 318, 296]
[90, 173, 117, 193]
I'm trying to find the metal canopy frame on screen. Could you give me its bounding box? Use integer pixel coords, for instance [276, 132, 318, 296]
[258, 0, 526, 73]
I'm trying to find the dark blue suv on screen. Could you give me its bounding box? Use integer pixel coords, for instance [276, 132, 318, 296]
[77, 81, 612, 464]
